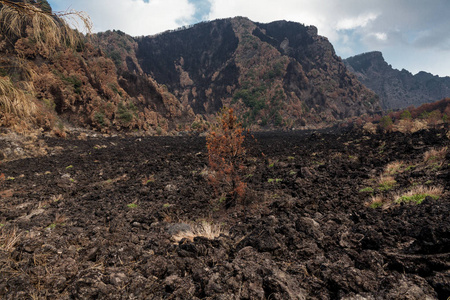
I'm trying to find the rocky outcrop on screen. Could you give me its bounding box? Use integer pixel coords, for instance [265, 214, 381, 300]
[344, 51, 450, 110]
[100, 17, 380, 129]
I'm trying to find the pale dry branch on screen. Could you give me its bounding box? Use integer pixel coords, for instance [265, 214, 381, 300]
[172, 221, 226, 243]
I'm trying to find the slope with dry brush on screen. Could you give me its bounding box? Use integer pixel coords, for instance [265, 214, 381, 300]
[0, 0, 193, 136]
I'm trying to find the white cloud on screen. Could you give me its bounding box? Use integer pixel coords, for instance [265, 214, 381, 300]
[373, 32, 387, 41]
[49, 0, 450, 76]
[51, 0, 196, 36]
[336, 13, 378, 30]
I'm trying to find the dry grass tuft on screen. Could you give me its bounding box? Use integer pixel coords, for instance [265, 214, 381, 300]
[395, 185, 443, 204]
[423, 147, 447, 165]
[0, 226, 22, 252]
[395, 119, 428, 133]
[172, 221, 226, 243]
[0, 76, 36, 120]
[385, 161, 404, 175]
[366, 195, 386, 209]
[377, 175, 397, 191]
[0, 0, 92, 51]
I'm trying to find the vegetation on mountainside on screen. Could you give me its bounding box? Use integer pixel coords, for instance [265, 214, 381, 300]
[0, 0, 90, 131]
[357, 97, 450, 134]
[0, 0, 188, 134]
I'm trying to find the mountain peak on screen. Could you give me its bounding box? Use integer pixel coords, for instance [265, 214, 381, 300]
[344, 51, 386, 73]
[344, 52, 450, 109]
[124, 18, 379, 128]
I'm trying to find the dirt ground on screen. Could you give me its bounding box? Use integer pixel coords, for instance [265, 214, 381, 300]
[0, 127, 449, 299]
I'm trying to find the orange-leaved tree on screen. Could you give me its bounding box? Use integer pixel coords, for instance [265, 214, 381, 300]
[206, 107, 247, 207]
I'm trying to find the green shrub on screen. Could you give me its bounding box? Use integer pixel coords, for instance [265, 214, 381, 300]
[359, 187, 374, 193]
[379, 116, 393, 131]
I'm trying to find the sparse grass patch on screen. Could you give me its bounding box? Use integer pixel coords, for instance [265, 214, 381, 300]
[377, 175, 396, 191]
[46, 223, 57, 230]
[172, 221, 226, 243]
[268, 178, 282, 183]
[359, 187, 374, 194]
[127, 203, 138, 209]
[404, 165, 416, 171]
[395, 186, 443, 204]
[142, 174, 155, 185]
[385, 161, 404, 175]
[367, 195, 387, 209]
[423, 147, 447, 167]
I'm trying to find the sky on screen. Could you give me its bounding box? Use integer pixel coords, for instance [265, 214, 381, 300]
[48, 0, 450, 77]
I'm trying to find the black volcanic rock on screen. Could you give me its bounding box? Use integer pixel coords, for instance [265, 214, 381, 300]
[136, 19, 240, 114]
[344, 51, 450, 110]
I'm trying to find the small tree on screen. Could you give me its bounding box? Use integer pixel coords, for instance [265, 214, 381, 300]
[400, 110, 412, 120]
[427, 110, 441, 128]
[206, 107, 247, 207]
[379, 115, 393, 132]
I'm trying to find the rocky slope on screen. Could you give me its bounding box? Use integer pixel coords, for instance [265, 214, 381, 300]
[0, 1, 193, 135]
[344, 51, 450, 110]
[99, 17, 380, 129]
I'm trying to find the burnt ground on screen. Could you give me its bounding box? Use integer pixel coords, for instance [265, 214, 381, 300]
[0, 128, 449, 299]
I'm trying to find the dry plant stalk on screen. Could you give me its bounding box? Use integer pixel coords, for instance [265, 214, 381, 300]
[0, 226, 22, 252]
[423, 146, 448, 164]
[0, 76, 36, 120]
[172, 222, 226, 243]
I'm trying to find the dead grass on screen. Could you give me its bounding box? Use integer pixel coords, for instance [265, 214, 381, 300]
[395, 119, 428, 133]
[366, 195, 386, 209]
[172, 221, 226, 243]
[385, 161, 404, 175]
[395, 185, 443, 204]
[377, 175, 397, 191]
[0, 226, 22, 252]
[0, 76, 36, 121]
[367, 185, 443, 208]
[0, 0, 92, 51]
[423, 146, 447, 165]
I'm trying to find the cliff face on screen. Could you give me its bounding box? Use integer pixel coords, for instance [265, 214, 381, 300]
[104, 17, 380, 129]
[344, 51, 450, 110]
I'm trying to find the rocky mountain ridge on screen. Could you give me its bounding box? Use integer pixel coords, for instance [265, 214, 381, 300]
[344, 51, 450, 110]
[1, 3, 381, 134]
[97, 17, 380, 129]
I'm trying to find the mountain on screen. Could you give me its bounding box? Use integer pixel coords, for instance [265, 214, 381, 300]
[344, 51, 450, 110]
[1, 4, 381, 134]
[98, 17, 380, 129]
